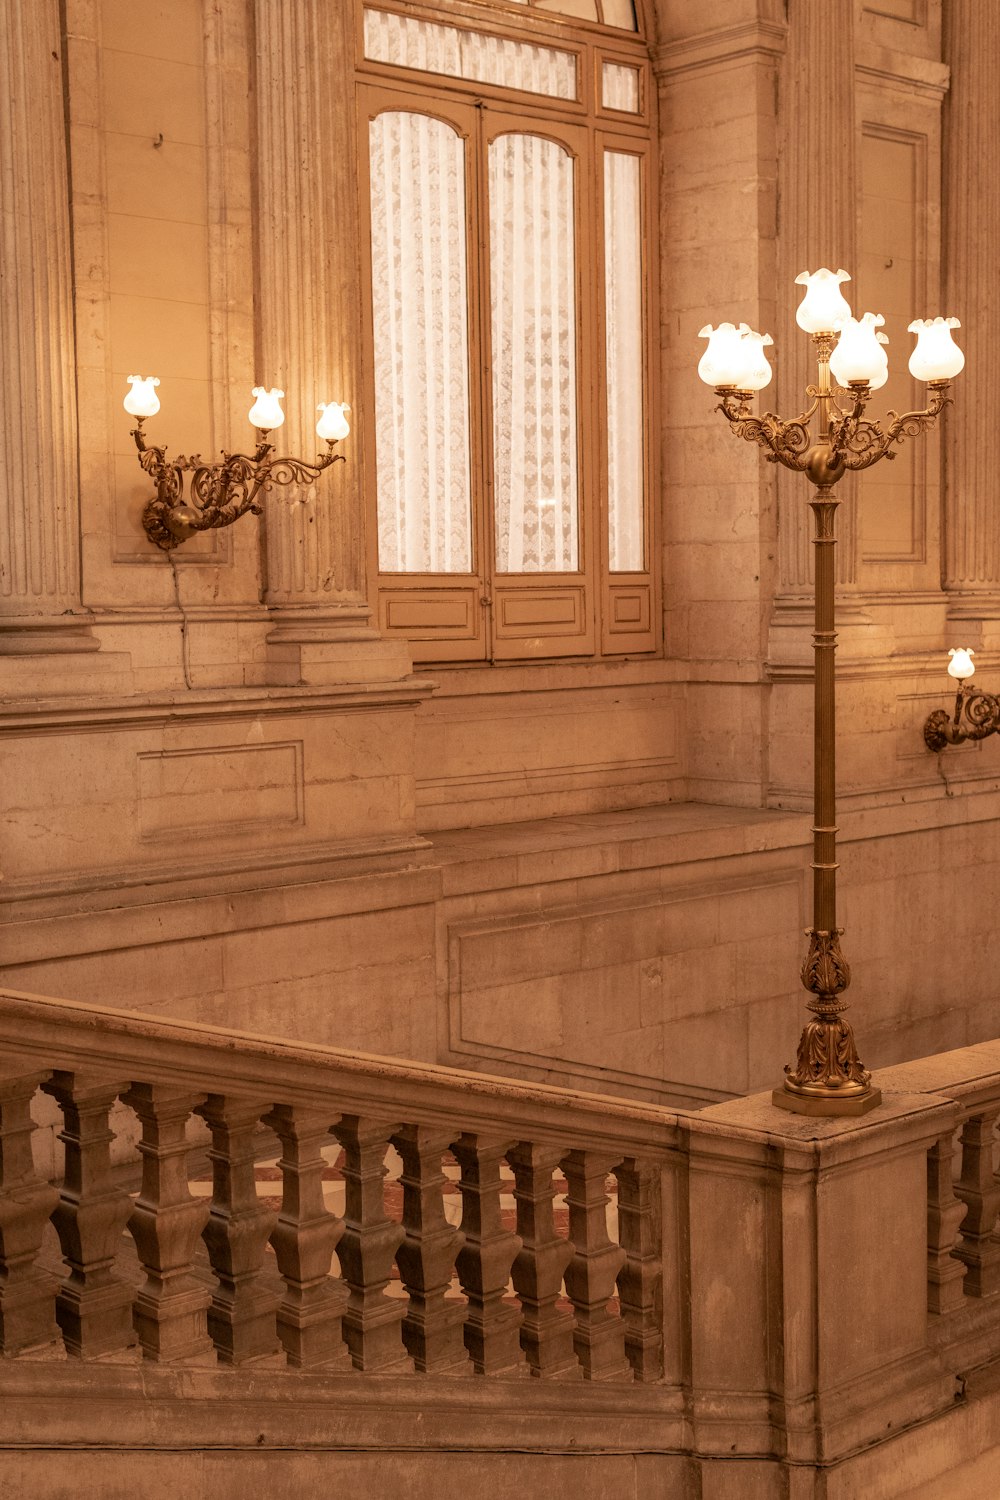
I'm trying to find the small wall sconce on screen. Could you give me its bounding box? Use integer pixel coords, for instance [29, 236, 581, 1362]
[924, 649, 1000, 750]
[123, 376, 350, 551]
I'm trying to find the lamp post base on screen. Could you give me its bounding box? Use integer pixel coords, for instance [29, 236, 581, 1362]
[771, 1085, 882, 1117]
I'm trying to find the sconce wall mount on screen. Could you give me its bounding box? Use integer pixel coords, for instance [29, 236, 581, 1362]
[124, 378, 350, 551]
[924, 649, 1000, 750]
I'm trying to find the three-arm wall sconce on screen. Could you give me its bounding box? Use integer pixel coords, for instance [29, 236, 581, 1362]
[924, 649, 1000, 750]
[123, 377, 350, 551]
[698, 269, 964, 1117]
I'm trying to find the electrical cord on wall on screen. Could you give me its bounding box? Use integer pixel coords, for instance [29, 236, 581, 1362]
[934, 749, 955, 798]
[167, 551, 194, 691]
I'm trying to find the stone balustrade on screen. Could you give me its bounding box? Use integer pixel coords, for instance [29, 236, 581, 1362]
[878, 1042, 1000, 1379]
[0, 989, 670, 1381]
[5, 991, 1000, 1496]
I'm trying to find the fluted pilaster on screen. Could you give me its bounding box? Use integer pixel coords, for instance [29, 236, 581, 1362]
[0, 1, 95, 653]
[254, 0, 402, 683]
[776, 0, 858, 593]
[941, 0, 1000, 614]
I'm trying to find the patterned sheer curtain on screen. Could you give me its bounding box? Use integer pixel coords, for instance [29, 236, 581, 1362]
[364, 9, 577, 98]
[604, 150, 644, 571]
[489, 134, 579, 573]
[369, 111, 473, 573]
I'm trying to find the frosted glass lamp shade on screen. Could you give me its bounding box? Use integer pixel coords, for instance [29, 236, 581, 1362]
[697, 322, 751, 388]
[794, 268, 852, 334]
[947, 647, 976, 680]
[316, 401, 350, 442]
[907, 318, 965, 381]
[829, 313, 889, 389]
[738, 329, 774, 392]
[249, 387, 285, 430]
[123, 375, 160, 418]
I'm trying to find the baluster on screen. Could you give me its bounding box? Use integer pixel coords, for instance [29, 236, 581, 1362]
[41, 1072, 136, 1359]
[953, 1108, 1000, 1297]
[562, 1150, 630, 1382]
[392, 1124, 469, 1374]
[451, 1133, 524, 1377]
[926, 1128, 968, 1315]
[195, 1095, 281, 1365]
[122, 1084, 213, 1363]
[506, 1141, 579, 1380]
[614, 1158, 663, 1381]
[0, 1066, 59, 1356]
[263, 1104, 350, 1370]
[331, 1115, 411, 1372]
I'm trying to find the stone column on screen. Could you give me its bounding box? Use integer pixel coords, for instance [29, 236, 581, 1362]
[0, 0, 96, 655]
[775, 0, 858, 600]
[253, 0, 409, 684]
[941, 0, 1000, 643]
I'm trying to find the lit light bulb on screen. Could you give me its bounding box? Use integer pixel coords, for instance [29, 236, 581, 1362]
[123, 375, 160, 418]
[947, 647, 976, 681]
[739, 328, 774, 392]
[794, 269, 852, 334]
[829, 312, 889, 389]
[907, 318, 965, 382]
[697, 322, 752, 388]
[316, 401, 350, 442]
[249, 387, 285, 430]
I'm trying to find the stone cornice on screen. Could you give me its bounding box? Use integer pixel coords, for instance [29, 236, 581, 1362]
[652, 19, 787, 79]
[855, 43, 950, 98]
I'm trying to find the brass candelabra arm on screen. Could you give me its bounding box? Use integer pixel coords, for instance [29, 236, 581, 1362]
[715, 391, 813, 470]
[132, 419, 345, 551]
[835, 380, 952, 473]
[924, 682, 1000, 752]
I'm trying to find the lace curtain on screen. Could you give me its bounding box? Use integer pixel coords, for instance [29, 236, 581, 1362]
[369, 111, 473, 574]
[489, 133, 579, 573]
[364, 9, 577, 99]
[604, 150, 644, 571]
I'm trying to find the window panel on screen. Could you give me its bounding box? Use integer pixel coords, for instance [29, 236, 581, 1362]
[369, 111, 474, 573]
[364, 9, 578, 99]
[489, 133, 579, 574]
[604, 150, 644, 572]
[601, 60, 640, 112]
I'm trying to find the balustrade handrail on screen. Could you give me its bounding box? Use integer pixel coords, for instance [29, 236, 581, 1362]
[0, 987, 679, 1157]
[875, 1040, 1000, 1111]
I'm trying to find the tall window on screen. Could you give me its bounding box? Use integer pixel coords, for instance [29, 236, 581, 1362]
[358, 0, 655, 661]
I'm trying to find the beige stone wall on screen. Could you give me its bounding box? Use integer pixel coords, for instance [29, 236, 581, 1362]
[5, 794, 999, 1109]
[1, 0, 999, 1105]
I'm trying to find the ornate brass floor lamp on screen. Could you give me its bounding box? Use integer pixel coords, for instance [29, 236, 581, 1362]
[697, 275, 964, 1115]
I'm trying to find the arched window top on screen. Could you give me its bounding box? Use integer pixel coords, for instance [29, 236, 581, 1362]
[499, 0, 638, 30]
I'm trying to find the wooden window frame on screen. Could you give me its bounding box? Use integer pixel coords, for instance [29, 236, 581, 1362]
[356, 0, 659, 665]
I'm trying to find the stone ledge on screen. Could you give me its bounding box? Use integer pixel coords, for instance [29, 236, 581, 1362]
[0, 677, 437, 733]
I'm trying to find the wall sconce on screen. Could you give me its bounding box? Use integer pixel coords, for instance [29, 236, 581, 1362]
[924, 649, 1000, 750]
[123, 376, 350, 551]
[698, 271, 963, 1116]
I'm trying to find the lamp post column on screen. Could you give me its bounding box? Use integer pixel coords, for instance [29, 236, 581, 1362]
[773, 478, 881, 1114]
